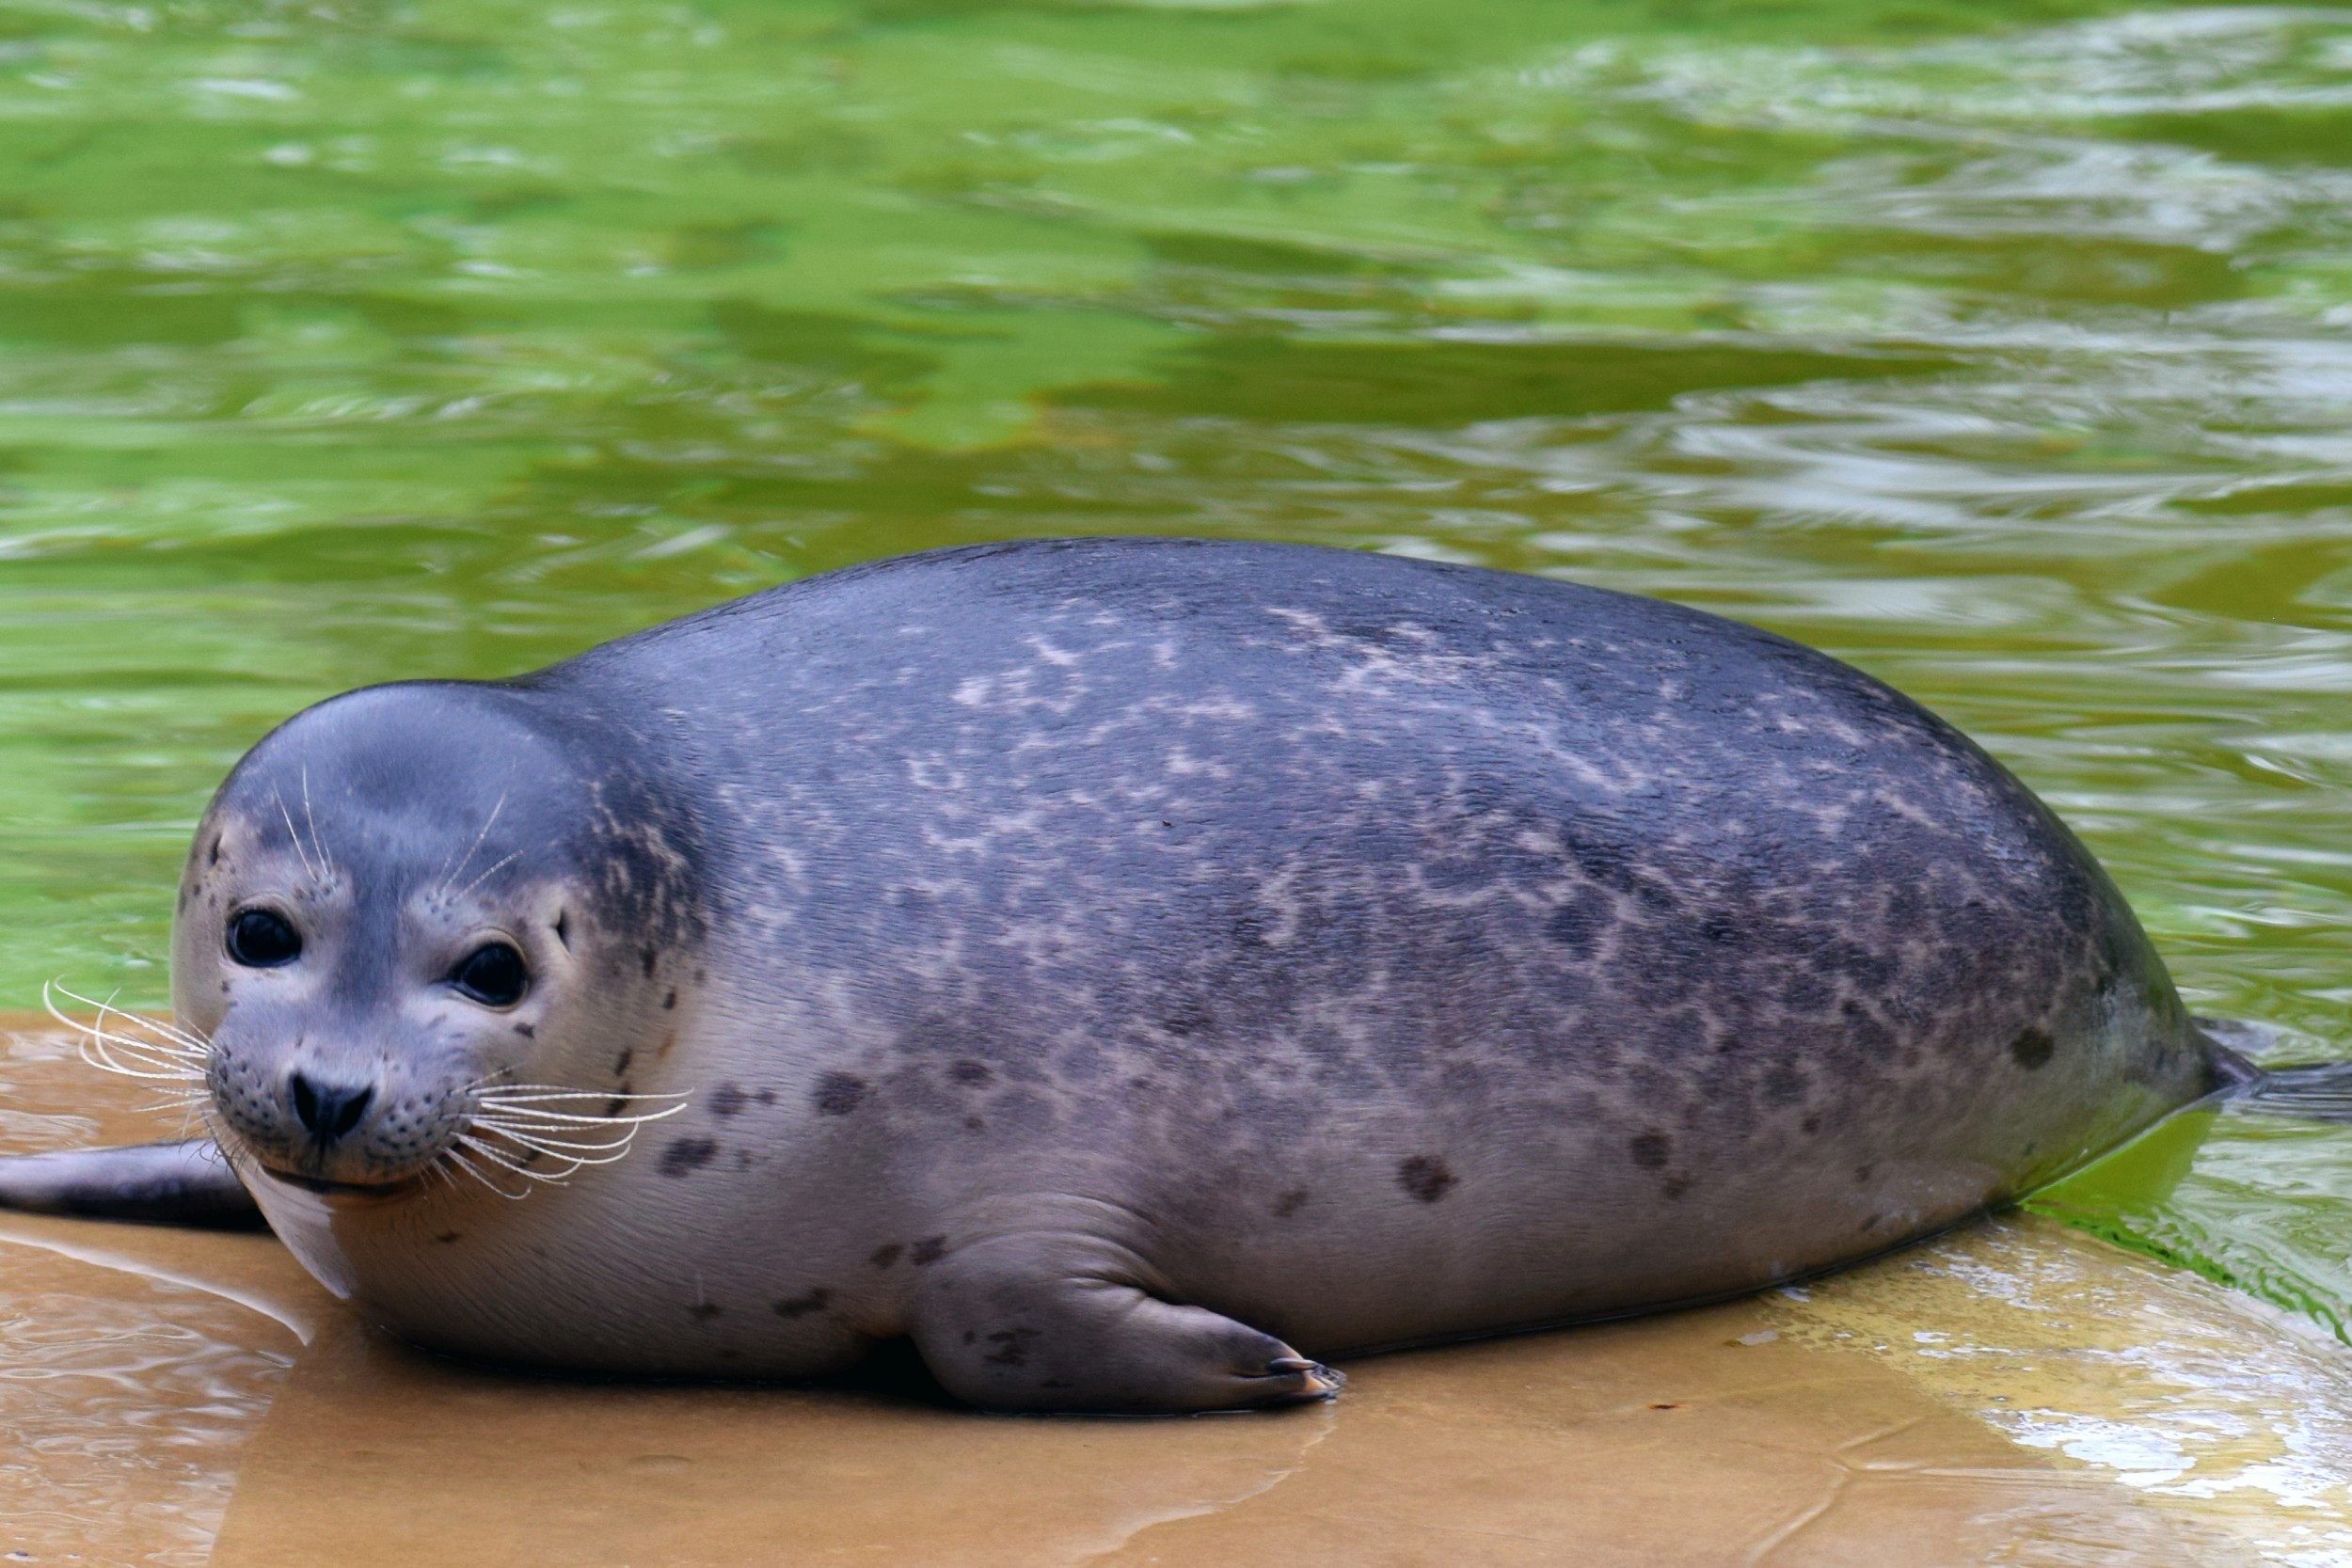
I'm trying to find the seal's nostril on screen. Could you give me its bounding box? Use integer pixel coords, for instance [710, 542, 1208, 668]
[330, 1083, 373, 1139]
[288, 1070, 374, 1146]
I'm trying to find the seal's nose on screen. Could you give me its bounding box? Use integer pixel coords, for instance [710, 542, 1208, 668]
[288, 1070, 374, 1147]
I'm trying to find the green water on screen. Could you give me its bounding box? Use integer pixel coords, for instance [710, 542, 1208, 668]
[5, 0, 2352, 1335]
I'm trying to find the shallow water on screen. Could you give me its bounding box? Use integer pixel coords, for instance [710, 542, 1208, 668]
[4, 0, 2352, 1557]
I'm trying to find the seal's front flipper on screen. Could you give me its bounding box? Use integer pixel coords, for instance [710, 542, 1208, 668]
[909, 1234, 1343, 1414]
[0, 1139, 262, 1227]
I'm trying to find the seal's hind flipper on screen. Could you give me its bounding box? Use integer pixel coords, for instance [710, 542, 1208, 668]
[2227, 1062, 2352, 1124]
[2194, 1016, 2352, 1124]
[0, 1139, 262, 1227]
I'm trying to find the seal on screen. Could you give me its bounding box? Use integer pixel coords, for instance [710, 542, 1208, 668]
[1, 537, 2334, 1412]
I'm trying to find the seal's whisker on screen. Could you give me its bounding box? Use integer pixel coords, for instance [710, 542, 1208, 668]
[273, 787, 321, 885]
[45, 985, 216, 1089]
[481, 1084, 688, 1101]
[471, 1107, 687, 1133]
[300, 761, 336, 883]
[446, 1142, 533, 1200]
[45, 981, 204, 1048]
[71, 1028, 208, 1080]
[469, 1111, 637, 1144]
[473, 1088, 689, 1120]
[72, 1023, 206, 1063]
[454, 1132, 578, 1185]
[79, 1043, 210, 1085]
[437, 786, 509, 896]
[469, 1121, 641, 1163]
[453, 849, 523, 900]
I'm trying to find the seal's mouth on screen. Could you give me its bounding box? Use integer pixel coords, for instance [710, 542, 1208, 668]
[256, 1164, 427, 1202]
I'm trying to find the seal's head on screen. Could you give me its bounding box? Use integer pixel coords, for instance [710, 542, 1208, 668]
[169, 681, 703, 1201]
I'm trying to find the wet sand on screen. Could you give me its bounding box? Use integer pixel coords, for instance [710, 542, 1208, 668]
[3, 1016, 2347, 1567]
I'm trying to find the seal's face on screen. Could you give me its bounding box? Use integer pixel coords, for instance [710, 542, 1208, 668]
[169, 683, 701, 1202]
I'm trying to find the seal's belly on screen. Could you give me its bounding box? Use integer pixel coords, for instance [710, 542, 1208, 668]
[277, 989, 2189, 1376]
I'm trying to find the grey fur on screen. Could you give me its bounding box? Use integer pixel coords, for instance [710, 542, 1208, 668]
[0, 1140, 259, 1227]
[5, 539, 2241, 1411]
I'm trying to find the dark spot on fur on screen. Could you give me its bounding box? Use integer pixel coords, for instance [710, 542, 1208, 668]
[435, 1231, 463, 1244]
[711, 1083, 751, 1117]
[961, 1330, 976, 1345]
[2010, 1026, 2056, 1070]
[869, 1243, 903, 1269]
[983, 1327, 1041, 1367]
[950, 1059, 992, 1086]
[1272, 1188, 1310, 1218]
[1042, 1379, 1073, 1389]
[663, 990, 676, 1010]
[1699, 915, 1739, 944]
[602, 1097, 627, 1117]
[909, 1236, 946, 1266]
[1854, 1164, 1874, 1184]
[1860, 1213, 1883, 1232]
[612, 1048, 634, 1076]
[963, 1116, 985, 1131]
[1763, 1065, 1805, 1106]
[208, 836, 222, 866]
[513, 1022, 534, 1038]
[757, 1088, 774, 1104]
[772, 1289, 831, 1319]
[1662, 1176, 1691, 1200]
[1544, 901, 1597, 949]
[1232, 914, 1270, 947]
[813, 1072, 868, 1116]
[640, 947, 658, 977]
[1650, 1402, 1682, 1411]
[689, 1301, 723, 1320]
[1565, 833, 1640, 893]
[659, 1137, 719, 1176]
[1162, 1006, 1214, 1037]
[1396, 1155, 1456, 1203]
[1629, 1132, 1671, 1169]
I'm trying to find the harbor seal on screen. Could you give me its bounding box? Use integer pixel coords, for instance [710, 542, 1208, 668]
[0, 537, 2328, 1412]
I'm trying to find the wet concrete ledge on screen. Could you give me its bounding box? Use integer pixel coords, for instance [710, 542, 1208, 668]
[2, 1014, 2346, 1567]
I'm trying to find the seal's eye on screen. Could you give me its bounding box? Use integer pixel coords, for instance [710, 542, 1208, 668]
[226, 908, 301, 968]
[452, 942, 529, 1007]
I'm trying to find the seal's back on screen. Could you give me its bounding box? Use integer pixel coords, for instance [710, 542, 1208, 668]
[545, 538, 2213, 1355]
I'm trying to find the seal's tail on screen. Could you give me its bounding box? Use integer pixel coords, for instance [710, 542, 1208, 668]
[2199, 1017, 2352, 1124]
[0, 1139, 262, 1227]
